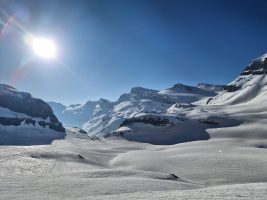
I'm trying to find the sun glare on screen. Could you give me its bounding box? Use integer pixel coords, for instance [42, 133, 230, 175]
[31, 37, 57, 59]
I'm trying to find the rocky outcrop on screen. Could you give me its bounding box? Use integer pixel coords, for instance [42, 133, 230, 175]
[0, 117, 64, 132]
[241, 53, 267, 75]
[120, 115, 173, 127]
[223, 85, 240, 92]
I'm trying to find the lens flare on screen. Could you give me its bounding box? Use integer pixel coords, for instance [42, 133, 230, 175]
[31, 37, 57, 59]
[0, 16, 14, 37]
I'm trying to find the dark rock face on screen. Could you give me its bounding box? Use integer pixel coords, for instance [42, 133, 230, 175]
[0, 117, 65, 132]
[223, 85, 240, 92]
[0, 117, 24, 126]
[121, 115, 173, 127]
[78, 129, 87, 134]
[206, 98, 213, 105]
[241, 55, 267, 75]
[24, 118, 36, 126]
[198, 119, 219, 125]
[174, 103, 195, 108]
[38, 121, 65, 132]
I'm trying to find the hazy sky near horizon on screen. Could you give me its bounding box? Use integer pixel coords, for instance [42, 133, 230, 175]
[0, 0, 267, 105]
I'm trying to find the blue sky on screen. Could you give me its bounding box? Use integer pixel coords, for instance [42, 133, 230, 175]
[0, 0, 267, 105]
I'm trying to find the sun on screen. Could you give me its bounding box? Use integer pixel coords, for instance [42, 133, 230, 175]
[31, 37, 57, 59]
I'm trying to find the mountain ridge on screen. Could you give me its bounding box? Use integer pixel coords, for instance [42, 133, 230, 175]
[48, 82, 222, 139]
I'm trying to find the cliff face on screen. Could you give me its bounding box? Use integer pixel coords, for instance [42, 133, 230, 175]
[241, 53, 267, 75]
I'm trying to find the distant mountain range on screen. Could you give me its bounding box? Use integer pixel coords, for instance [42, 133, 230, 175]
[48, 82, 225, 142]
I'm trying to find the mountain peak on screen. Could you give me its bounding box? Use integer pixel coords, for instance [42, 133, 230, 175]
[254, 53, 267, 62]
[171, 83, 193, 92]
[98, 98, 112, 104]
[0, 83, 31, 98]
[0, 84, 16, 91]
[241, 53, 267, 75]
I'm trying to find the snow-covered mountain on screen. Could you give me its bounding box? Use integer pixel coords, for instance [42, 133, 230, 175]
[49, 83, 221, 142]
[208, 53, 267, 105]
[48, 98, 113, 127]
[113, 53, 267, 144]
[0, 84, 65, 145]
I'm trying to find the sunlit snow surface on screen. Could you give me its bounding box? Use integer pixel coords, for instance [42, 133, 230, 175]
[0, 129, 266, 199]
